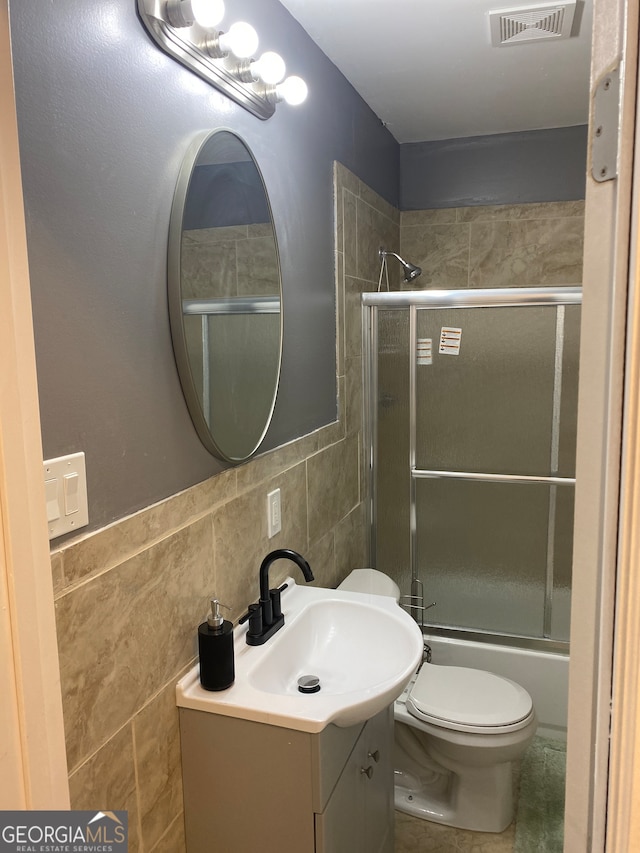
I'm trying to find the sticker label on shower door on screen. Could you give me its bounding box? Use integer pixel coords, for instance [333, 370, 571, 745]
[439, 327, 462, 355]
[416, 337, 433, 365]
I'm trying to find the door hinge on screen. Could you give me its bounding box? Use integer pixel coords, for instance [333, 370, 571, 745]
[591, 65, 621, 183]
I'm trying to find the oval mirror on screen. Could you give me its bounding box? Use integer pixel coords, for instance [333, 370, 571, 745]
[168, 130, 282, 463]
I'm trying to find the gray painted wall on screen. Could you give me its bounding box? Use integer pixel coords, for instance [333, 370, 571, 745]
[400, 126, 588, 210]
[9, 0, 398, 534]
[9, 0, 588, 537]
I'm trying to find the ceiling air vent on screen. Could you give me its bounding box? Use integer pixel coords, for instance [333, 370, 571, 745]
[489, 1, 576, 46]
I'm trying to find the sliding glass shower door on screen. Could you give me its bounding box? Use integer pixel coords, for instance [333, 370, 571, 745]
[364, 288, 580, 646]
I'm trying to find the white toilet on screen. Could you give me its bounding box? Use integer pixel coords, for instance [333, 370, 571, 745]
[338, 569, 537, 834]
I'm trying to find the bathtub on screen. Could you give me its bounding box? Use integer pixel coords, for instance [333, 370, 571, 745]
[422, 633, 569, 740]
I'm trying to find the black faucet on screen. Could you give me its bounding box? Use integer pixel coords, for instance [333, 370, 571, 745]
[240, 549, 314, 646]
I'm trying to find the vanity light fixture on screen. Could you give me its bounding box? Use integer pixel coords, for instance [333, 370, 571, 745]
[137, 0, 308, 119]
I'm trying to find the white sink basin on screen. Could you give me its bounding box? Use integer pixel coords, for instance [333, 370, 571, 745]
[176, 578, 423, 733]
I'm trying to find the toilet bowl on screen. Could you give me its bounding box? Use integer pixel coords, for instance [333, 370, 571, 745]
[338, 569, 537, 833]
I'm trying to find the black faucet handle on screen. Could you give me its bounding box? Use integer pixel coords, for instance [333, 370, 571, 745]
[247, 603, 263, 638]
[239, 602, 263, 631]
[270, 585, 286, 620]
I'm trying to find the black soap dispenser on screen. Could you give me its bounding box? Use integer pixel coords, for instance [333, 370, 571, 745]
[198, 598, 235, 691]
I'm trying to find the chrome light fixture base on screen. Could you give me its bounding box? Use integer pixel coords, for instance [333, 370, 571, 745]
[137, 0, 275, 120]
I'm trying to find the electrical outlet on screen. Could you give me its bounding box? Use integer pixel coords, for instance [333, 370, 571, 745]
[267, 488, 282, 538]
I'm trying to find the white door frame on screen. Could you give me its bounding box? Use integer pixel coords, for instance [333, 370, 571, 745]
[0, 0, 69, 808]
[565, 0, 639, 849]
[604, 15, 640, 846]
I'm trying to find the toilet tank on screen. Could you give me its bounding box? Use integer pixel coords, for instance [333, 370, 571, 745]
[338, 569, 401, 602]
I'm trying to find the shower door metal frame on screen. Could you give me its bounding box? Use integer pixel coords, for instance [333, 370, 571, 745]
[182, 296, 281, 428]
[363, 286, 582, 650]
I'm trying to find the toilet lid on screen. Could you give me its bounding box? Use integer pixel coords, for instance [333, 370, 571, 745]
[407, 665, 533, 728]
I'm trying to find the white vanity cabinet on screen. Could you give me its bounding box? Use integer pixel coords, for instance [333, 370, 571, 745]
[179, 704, 394, 853]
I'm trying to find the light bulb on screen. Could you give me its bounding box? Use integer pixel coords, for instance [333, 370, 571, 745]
[191, 0, 224, 28]
[219, 21, 259, 58]
[251, 51, 286, 85]
[165, 0, 224, 28]
[276, 75, 308, 106]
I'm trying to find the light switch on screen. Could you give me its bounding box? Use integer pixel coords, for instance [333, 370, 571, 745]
[45, 478, 60, 522]
[64, 472, 80, 515]
[43, 452, 89, 539]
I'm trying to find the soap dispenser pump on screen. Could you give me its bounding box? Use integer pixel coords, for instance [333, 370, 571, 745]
[198, 598, 235, 691]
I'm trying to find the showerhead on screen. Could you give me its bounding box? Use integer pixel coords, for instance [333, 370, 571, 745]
[379, 248, 422, 283]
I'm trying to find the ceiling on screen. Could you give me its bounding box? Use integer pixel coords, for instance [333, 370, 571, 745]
[278, 0, 592, 144]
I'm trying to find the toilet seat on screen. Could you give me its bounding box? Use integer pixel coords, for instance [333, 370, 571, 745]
[406, 665, 534, 735]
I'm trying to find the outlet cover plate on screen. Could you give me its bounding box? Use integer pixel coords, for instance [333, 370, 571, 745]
[267, 488, 282, 538]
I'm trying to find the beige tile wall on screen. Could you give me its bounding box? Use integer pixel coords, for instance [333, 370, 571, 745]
[50, 162, 396, 853]
[400, 201, 585, 289]
[181, 222, 279, 298]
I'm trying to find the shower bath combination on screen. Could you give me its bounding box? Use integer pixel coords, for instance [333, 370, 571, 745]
[357, 285, 580, 832]
[378, 247, 422, 290]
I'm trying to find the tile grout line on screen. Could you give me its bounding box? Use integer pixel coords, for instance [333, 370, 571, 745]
[130, 718, 145, 853]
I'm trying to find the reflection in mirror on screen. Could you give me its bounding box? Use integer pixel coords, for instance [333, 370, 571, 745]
[169, 130, 282, 463]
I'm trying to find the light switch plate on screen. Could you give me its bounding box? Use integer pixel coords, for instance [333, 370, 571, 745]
[43, 452, 89, 539]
